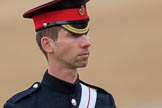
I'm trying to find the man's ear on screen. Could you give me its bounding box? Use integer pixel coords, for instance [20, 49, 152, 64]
[41, 37, 54, 53]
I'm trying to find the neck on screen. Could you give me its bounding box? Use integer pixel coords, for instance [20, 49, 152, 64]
[48, 63, 78, 84]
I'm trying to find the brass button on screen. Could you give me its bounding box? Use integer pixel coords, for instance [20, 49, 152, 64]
[71, 99, 77, 106]
[33, 83, 39, 88]
[43, 23, 48, 28]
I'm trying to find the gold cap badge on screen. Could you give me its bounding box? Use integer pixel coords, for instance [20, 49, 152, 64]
[79, 5, 85, 16]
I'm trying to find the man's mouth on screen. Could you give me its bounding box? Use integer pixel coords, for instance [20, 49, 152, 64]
[78, 52, 89, 59]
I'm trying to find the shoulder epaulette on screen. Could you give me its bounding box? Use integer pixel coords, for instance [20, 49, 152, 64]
[7, 82, 41, 104]
[80, 80, 111, 95]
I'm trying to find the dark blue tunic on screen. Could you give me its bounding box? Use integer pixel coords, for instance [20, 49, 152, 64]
[4, 71, 116, 108]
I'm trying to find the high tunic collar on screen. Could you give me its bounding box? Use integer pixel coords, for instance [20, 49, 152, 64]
[41, 70, 80, 94]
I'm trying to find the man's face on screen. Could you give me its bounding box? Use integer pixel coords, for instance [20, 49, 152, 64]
[52, 28, 91, 69]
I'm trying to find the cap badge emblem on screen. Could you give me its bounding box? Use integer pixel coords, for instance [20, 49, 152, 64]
[79, 5, 85, 16]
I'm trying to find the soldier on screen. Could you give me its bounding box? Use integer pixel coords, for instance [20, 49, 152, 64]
[4, 0, 116, 108]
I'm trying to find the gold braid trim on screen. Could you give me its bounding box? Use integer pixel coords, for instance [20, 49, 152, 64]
[61, 24, 89, 34]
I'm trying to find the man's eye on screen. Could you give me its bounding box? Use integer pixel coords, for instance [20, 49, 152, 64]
[72, 33, 82, 37]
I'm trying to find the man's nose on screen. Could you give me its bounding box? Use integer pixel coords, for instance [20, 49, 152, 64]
[80, 35, 91, 48]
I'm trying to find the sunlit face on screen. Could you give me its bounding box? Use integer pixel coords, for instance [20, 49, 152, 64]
[52, 28, 91, 69]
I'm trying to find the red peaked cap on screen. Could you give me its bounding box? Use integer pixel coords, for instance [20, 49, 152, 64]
[23, 0, 90, 34]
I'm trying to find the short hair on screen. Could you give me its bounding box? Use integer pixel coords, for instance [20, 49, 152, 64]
[36, 26, 61, 59]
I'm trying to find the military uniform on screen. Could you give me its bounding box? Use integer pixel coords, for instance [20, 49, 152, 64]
[4, 71, 116, 108]
[4, 0, 117, 107]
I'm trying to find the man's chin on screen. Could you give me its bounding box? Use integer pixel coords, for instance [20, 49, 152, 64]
[78, 62, 88, 68]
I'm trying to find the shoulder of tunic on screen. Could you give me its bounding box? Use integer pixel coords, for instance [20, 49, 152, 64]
[6, 82, 41, 104]
[80, 80, 112, 95]
[80, 80, 117, 108]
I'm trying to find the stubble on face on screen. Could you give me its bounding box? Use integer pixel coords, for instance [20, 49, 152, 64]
[52, 28, 90, 70]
